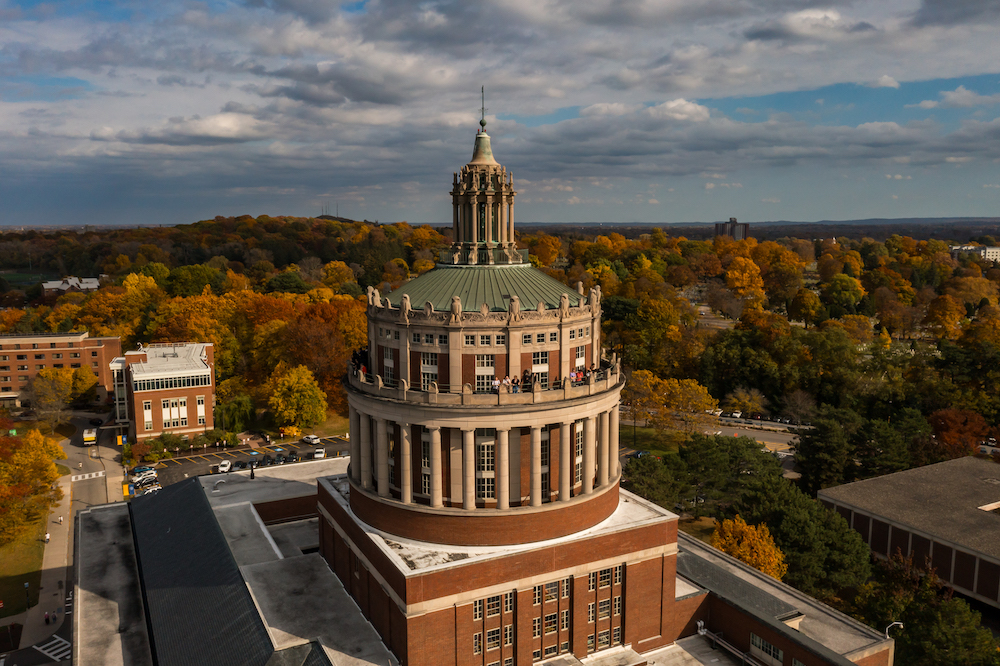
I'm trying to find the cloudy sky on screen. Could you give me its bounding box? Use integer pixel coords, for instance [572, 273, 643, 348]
[3, 0, 1000, 227]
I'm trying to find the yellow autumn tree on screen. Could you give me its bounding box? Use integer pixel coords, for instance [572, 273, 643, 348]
[725, 256, 766, 309]
[0, 428, 64, 545]
[711, 515, 788, 580]
[267, 364, 328, 427]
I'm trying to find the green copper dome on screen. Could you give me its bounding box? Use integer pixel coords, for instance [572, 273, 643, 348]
[385, 263, 584, 313]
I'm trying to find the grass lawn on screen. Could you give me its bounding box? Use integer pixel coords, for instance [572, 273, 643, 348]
[619, 424, 681, 458]
[679, 517, 717, 544]
[0, 517, 46, 618]
[55, 463, 71, 477]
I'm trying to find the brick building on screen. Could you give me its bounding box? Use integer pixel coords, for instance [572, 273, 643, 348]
[111, 342, 215, 443]
[318, 123, 893, 666]
[0, 331, 121, 407]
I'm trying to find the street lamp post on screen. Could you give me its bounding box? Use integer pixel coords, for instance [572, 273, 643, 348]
[24, 581, 29, 611]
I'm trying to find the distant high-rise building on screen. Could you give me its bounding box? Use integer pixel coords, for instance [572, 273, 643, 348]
[715, 217, 750, 240]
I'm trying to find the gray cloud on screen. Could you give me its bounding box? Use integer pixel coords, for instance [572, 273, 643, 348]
[911, 0, 1000, 26]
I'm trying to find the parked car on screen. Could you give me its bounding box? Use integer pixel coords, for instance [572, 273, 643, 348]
[135, 476, 158, 489]
[274, 454, 286, 465]
[234, 460, 248, 470]
[131, 466, 155, 475]
[132, 471, 158, 484]
[286, 452, 299, 463]
[217, 459, 232, 473]
[140, 485, 162, 496]
[314, 448, 326, 459]
[302, 435, 321, 445]
[261, 455, 275, 467]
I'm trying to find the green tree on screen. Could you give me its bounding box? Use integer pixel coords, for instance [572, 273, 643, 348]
[622, 454, 688, 509]
[853, 419, 910, 479]
[794, 407, 864, 495]
[220, 393, 255, 434]
[268, 365, 327, 427]
[167, 264, 224, 297]
[732, 474, 870, 601]
[71, 366, 99, 405]
[29, 368, 75, 431]
[821, 273, 866, 311]
[788, 288, 822, 327]
[266, 270, 311, 294]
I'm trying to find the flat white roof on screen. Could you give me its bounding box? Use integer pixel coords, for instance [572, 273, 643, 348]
[321, 476, 677, 577]
[127, 343, 212, 377]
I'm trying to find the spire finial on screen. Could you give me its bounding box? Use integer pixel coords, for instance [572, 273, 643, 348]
[480, 86, 487, 130]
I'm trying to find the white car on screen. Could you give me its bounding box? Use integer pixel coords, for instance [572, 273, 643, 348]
[302, 435, 321, 445]
[218, 459, 232, 473]
[132, 471, 157, 484]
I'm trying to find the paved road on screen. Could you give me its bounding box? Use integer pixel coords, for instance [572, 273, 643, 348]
[150, 436, 349, 488]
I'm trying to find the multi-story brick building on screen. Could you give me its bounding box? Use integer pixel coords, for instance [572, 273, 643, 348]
[317, 123, 894, 666]
[111, 342, 215, 443]
[0, 331, 121, 407]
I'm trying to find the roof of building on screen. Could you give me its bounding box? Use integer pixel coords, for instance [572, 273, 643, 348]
[467, 130, 499, 166]
[677, 533, 890, 664]
[42, 276, 100, 291]
[126, 342, 213, 377]
[321, 478, 674, 576]
[384, 262, 586, 313]
[818, 456, 1000, 560]
[130, 478, 275, 666]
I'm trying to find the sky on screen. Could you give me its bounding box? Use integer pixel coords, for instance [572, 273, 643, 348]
[3, 1, 1000, 227]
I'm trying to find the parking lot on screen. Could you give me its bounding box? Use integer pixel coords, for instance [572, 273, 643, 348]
[139, 436, 350, 488]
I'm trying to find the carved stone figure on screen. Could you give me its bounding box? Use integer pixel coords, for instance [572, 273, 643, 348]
[509, 295, 521, 322]
[559, 293, 570, 318]
[450, 296, 462, 323]
[480, 302, 490, 316]
[536, 300, 545, 314]
[589, 285, 602, 312]
[367, 285, 382, 308]
[576, 281, 585, 295]
[424, 301, 434, 317]
[399, 294, 411, 323]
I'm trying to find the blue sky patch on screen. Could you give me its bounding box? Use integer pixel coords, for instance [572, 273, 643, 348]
[0, 75, 93, 102]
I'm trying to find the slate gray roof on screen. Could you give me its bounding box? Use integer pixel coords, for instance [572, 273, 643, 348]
[130, 478, 274, 666]
[818, 456, 1000, 560]
[676, 548, 798, 621]
[385, 263, 585, 313]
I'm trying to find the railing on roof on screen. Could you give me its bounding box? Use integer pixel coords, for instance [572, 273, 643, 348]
[437, 247, 530, 265]
[0, 331, 87, 338]
[348, 363, 622, 407]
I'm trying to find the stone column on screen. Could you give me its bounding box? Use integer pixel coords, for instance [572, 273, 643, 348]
[429, 426, 443, 508]
[598, 411, 610, 488]
[359, 411, 372, 490]
[530, 426, 542, 507]
[497, 428, 510, 510]
[463, 429, 476, 510]
[471, 199, 479, 244]
[400, 423, 412, 504]
[583, 416, 596, 495]
[348, 404, 361, 483]
[610, 404, 620, 478]
[375, 417, 389, 498]
[560, 422, 572, 502]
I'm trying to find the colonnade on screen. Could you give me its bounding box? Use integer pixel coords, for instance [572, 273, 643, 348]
[348, 404, 620, 510]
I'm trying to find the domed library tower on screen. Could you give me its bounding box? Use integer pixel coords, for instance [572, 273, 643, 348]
[317, 122, 690, 666]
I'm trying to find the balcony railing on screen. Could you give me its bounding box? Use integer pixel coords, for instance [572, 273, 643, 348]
[348, 363, 623, 406]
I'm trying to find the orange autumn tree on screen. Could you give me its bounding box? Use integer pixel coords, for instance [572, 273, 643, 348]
[0, 428, 64, 545]
[711, 515, 788, 580]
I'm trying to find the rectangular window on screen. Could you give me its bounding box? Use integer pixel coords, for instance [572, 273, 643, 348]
[599, 568, 612, 588]
[532, 618, 541, 638]
[16, 355, 25, 360]
[613, 596, 621, 616]
[473, 633, 482, 655]
[145, 421, 153, 431]
[532, 351, 548, 366]
[522, 333, 531, 345]
[598, 599, 611, 619]
[70, 352, 80, 358]
[598, 630, 610, 648]
[70, 363, 80, 368]
[495, 334, 505, 345]
[793, 660, 807, 666]
[438, 334, 448, 345]
[91, 350, 98, 357]
[198, 416, 206, 425]
[562, 577, 570, 598]
[465, 334, 476, 346]
[588, 635, 595, 653]
[420, 352, 438, 367]
[473, 599, 483, 620]
[533, 586, 542, 605]
[544, 645, 558, 657]
[569, 329, 576, 340]
[613, 627, 621, 645]
[751, 633, 784, 662]
[504, 659, 513, 666]
[480, 334, 490, 346]
[549, 332, 557, 342]
[0, 355, 5, 360]
[383, 346, 393, 361]
[533, 650, 541, 661]
[162, 399, 169, 410]
[412, 333, 421, 343]
[544, 581, 558, 602]
[614, 564, 623, 585]
[180, 418, 188, 426]
[578, 328, 584, 339]
[424, 333, 434, 344]
[576, 346, 586, 366]
[477, 442, 495, 472]
[35, 365, 44, 370]
[560, 609, 569, 630]
[561, 642, 569, 653]
[544, 613, 557, 634]
[588, 602, 595, 623]
[53, 353, 62, 359]
[536, 333, 545, 343]
[476, 354, 495, 369]
[394, 330, 399, 340]
[486, 595, 501, 617]
[589, 573, 597, 591]
[421, 473, 430, 494]
[504, 592, 513, 614]
[504, 624, 513, 646]
[16, 366, 26, 371]
[475, 477, 495, 499]
[34, 354, 44, 360]
[486, 628, 501, 650]
[197, 396, 205, 405]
